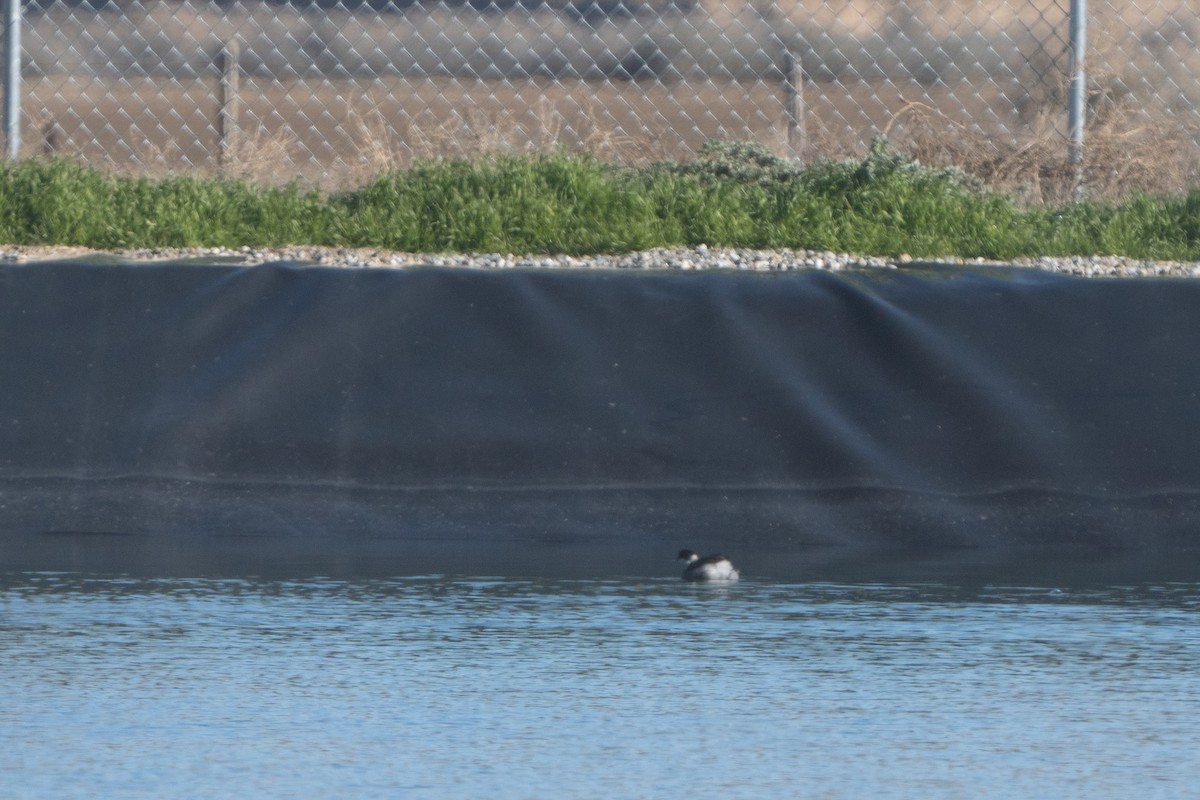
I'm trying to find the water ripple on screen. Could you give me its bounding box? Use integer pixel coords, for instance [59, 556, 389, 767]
[2, 574, 1199, 798]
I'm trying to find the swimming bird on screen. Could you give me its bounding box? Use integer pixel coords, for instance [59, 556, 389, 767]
[678, 549, 739, 582]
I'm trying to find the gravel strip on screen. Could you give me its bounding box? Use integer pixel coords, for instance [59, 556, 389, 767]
[5, 244, 1200, 278]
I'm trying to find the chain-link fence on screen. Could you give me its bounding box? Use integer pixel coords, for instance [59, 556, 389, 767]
[4, 0, 1200, 199]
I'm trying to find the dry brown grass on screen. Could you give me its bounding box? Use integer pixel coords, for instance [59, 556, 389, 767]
[882, 59, 1200, 204]
[218, 127, 301, 185]
[22, 71, 1200, 202]
[26, 74, 785, 186]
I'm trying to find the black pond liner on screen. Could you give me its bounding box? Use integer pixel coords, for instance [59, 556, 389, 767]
[2, 260, 1199, 580]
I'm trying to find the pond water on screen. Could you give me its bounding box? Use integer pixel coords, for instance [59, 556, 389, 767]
[3, 571, 1199, 799]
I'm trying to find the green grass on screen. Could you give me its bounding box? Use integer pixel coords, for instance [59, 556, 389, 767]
[3, 139, 1200, 260]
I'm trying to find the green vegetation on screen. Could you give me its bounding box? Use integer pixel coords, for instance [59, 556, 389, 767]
[3, 138, 1200, 260]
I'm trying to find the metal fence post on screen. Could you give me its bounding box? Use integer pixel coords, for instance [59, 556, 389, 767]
[2, 0, 19, 161]
[1068, 0, 1087, 198]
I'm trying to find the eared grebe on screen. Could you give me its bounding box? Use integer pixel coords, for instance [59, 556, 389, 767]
[678, 549, 740, 582]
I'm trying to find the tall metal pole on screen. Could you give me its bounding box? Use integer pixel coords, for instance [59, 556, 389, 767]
[3, 0, 19, 161]
[1068, 0, 1087, 198]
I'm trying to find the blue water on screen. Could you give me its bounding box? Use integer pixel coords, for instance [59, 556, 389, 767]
[3, 572, 1199, 798]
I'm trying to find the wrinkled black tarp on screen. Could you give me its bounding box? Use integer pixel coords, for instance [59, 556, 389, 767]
[2, 262, 1199, 575]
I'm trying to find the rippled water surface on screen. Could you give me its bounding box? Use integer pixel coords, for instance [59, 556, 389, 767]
[3, 572, 1199, 798]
